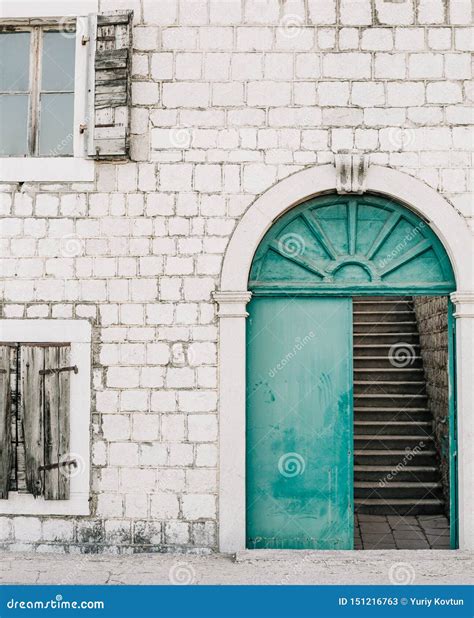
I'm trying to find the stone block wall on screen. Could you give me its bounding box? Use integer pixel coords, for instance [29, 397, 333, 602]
[413, 296, 450, 513]
[0, 0, 472, 552]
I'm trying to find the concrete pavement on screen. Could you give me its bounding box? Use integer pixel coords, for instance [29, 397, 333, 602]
[0, 549, 472, 586]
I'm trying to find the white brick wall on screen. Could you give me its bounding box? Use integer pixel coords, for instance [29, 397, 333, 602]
[0, 0, 472, 553]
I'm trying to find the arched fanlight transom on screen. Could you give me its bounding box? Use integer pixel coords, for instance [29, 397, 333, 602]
[249, 194, 455, 295]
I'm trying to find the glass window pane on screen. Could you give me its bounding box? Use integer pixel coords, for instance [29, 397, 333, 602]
[0, 94, 29, 155]
[38, 93, 74, 156]
[41, 32, 75, 92]
[0, 32, 31, 92]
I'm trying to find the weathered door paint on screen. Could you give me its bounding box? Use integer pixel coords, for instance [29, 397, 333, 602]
[246, 194, 458, 551]
[249, 194, 455, 296]
[246, 297, 353, 550]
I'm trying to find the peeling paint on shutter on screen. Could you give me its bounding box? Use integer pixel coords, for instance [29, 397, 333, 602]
[22, 346, 44, 498]
[0, 345, 12, 499]
[88, 11, 133, 159]
[43, 346, 71, 501]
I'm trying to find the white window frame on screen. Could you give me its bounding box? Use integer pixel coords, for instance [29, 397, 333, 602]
[0, 1, 98, 182]
[0, 319, 91, 516]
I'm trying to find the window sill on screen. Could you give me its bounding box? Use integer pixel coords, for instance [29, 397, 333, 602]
[0, 493, 90, 516]
[0, 157, 95, 183]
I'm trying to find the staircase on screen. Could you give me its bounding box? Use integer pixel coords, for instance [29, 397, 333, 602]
[353, 296, 445, 516]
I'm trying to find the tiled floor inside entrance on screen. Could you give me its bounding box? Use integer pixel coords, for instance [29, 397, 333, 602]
[355, 514, 451, 550]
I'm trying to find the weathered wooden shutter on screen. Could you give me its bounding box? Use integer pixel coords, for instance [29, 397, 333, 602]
[22, 345, 73, 500]
[22, 346, 45, 497]
[42, 346, 72, 500]
[0, 346, 12, 499]
[88, 11, 133, 159]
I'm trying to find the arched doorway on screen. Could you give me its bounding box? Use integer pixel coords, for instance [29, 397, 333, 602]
[214, 164, 474, 553]
[245, 193, 455, 550]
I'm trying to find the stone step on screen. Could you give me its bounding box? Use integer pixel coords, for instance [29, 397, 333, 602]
[353, 465, 439, 483]
[355, 435, 433, 451]
[354, 368, 425, 381]
[354, 332, 420, 345]
[354, 421, 432, 436]
[354, 449, 438, 467]
[354, 498, 444, 515]
[354, 380, 426, 395]
[353, 301, 414, 312]
[354, 482, 443, 500]
[355, 406, 430, 413]
[353, 296, 412, 302]
[354, 356, 423, 369]
[354, 393, 428, 408]
[351, 295, 445, 516]
[354, 408, 432, 422]
[354, 344, 421, 357]
[353, 321, 418, 334]
[353, 311, 415, 323]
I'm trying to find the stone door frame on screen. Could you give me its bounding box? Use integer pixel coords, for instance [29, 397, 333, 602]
[214, 163, 474, 553]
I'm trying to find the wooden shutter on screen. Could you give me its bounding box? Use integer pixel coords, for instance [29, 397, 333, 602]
[42, 346, 72, 500]
[22, 346, 45, 497]
[88, 11, 133, 159]
[0, 346, 12, 499]
[22, 345, 72, 500]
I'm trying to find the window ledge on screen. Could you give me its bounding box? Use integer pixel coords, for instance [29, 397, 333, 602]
[0, 157, 95, 183]
[0, 493, 90, 516]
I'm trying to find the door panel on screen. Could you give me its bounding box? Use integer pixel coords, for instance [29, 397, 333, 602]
[246, 297, 353, 550]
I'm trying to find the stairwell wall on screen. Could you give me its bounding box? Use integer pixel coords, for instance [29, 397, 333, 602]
[413, 296, 450, 513]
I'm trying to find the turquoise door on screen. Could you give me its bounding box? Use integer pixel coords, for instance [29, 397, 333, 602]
[246, 193, 457, 551]
[246, 297, 353, 550]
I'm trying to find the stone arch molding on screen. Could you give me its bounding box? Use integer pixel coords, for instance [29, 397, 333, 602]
[214, 163, 474, 553]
